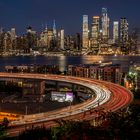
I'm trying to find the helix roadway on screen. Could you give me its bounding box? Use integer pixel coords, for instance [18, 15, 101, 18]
[0, 73, 133, 136]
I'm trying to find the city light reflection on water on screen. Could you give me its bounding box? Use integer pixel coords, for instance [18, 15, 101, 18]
[82, 55, 104, 64]
[58, 56, 66, 72]
[0, 55, 139, 72]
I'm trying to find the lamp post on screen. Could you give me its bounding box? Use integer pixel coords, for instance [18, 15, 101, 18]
[98, 100, 100, 107]
[68, 100, 72, 120]
[25, 105, 28, 115]
[45, 67, 47, 77]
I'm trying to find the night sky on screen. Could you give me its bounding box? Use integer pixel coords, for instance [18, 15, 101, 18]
[0, 0, 139, 35]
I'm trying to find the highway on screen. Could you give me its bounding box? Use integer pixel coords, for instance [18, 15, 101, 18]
[0, 73, 133, 136]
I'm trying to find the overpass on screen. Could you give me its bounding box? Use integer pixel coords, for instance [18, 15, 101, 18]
[0, 73, 133, 136]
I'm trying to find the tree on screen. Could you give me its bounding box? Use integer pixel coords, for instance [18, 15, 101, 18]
[2, 117, 9, 128]
[0, 124, 6, 139]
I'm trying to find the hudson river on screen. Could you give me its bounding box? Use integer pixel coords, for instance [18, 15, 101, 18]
[0, 55, 140, 72]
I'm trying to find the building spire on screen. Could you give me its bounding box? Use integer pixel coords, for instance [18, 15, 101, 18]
[53, 19, 57, 38]
[45, 22, 48, 30]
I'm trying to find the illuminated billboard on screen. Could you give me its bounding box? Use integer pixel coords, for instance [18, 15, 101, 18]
[65, 92, 73, 102]
[51, 91, 73, 102]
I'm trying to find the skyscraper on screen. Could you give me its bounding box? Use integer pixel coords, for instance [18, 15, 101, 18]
[60, 29, 64, 50]
[91, 16, 100, 39]
[75, 33, 81, 50]
[91, 16, 100, 54]
[53, 20, 57, 38]
[39, 27, 48, 47]
[45, 23, 48, 31]
[4, 33, 8, 52]
[120, 18, 129, 43]
[113, 21, 119, 43]
[101, 8, 110, 39]
[47, 29, 54, 49]
[82, 15, 89, 49]
[120, 18, 129, 54]
[10, 28, 16, 41]
[0, 27, 3, 34]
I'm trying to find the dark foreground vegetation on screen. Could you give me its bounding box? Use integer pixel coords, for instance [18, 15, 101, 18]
[0, 104, 140, 140]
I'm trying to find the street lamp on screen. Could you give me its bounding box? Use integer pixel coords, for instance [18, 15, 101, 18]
[98, 100, 100, 107]
[68, 100, 72, 110]
[25, 105, 28, 115]
[68, 100, 72, 120]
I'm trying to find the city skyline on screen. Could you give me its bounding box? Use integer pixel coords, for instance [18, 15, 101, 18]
[0, 0, 139, 35]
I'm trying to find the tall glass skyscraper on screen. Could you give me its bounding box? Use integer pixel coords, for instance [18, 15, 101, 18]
[53, 20, 57, 38]
[101, 8, 110, 39]
[91, 16, 100, 54]
[10, 28, 16, 41]
[82, 15, 89, 49]
[60, 29, 64, 50]
[120, 18, 129, 54]
[120, 17, 129, 43]
[91, 16, 100, 39]
[113, 21, 119, 43]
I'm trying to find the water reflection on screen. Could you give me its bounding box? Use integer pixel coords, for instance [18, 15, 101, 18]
[58, 56, 66, 72]
[81, 55, 104, 64]
[0, 55, 139, 72]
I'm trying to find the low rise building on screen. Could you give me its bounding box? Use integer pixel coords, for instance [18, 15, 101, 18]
[5, 65, 60, 74]
[67, 62, 121, 84]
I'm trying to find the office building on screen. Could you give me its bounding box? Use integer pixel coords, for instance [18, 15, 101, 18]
[39, 27, 48, 47]
[113, 21, 119, 43]
[120, 18, 129, 43]
[91, 16, 100, 39]
[91, 16, 100, 54]
[67, 63, 121, 84]
[82, 15, 89, 49]
[10, 28, 16, 41]
[101, 8, 110, 39]
[53, 20, 57, 38]
[60, 29, 64, 50]
[120, 18, 129, 54]
[75, 33, 81, 50]
[47, 29, 54, 49]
